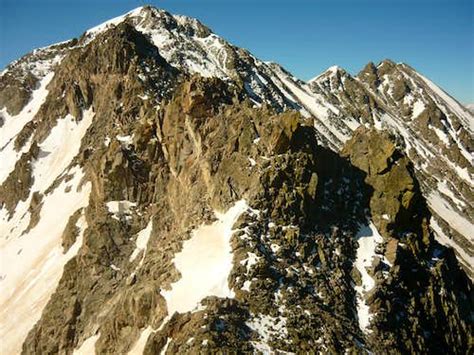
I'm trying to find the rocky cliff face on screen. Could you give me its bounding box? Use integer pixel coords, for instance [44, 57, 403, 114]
[0, 6, 472, 354]
[308, 61, 474, 277]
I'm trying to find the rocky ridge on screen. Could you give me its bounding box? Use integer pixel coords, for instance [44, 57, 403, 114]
[0, 6, 472, 354]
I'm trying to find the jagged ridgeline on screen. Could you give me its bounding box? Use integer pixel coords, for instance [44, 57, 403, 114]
[0, 6, 472, 355]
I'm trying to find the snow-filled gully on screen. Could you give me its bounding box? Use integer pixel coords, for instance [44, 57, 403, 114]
[353, 222, 383, 333]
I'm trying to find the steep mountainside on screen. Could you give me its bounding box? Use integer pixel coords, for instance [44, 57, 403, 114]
[308, 61, 474, 275]
[0, 6, 472, 354]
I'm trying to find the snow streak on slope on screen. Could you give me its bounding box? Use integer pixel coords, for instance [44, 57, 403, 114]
[0, 73, 54, 184]
[85, 6, 144, 36]
[415, 72, 474, 133]
[130, 220, 153, 268]
[0, 109, 94, 239]
[162, 200, 248, 315]
[128, 326, 154, 355]
[30, 109, 94, 193]
[106, 200, 137, 221]
[268, 64, 348, 148]
[354, 222, 383, 333]
[430, 217, 473, 271]
[428, 193, 474, 263]
[428, 192, 474, 242]
[0, 108, 94, 354]
[0, 169, 91, 355]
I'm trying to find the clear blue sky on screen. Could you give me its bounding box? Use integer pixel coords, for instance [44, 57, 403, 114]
[1, 0, 473, 103]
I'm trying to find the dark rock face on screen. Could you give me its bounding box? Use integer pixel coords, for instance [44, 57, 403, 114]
[0, 71, 38, 116]
[342, 128, 428, 241]
[0, 40, 75, 115]
[342, 128, 472, 353]
[309, 60, 474, 277]
[0, 6, 472, 355]
[20, 70, 472, 353]
[0, 143, 39, 216]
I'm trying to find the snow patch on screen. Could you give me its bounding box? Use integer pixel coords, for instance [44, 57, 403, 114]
[74, 333, 100, 355]
[130, 220, 153, 267]
[429, 124, 450, 145]
[0, 72, 54, 184]
[242, 280, 252, 291]
[240, 252, 260, 273]
[344, 116, 362, 131]
[353, 222, 383, 333]
[160, 338, 171, 355]
[437, 181, 466, 208]
[162, 200, 249, 315]
[106, 200, 137, 220]
[411, 100, 425, 118]
[116, 134, 134, 145]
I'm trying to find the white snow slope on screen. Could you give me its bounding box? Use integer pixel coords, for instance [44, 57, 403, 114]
[0, 108, 94, 354]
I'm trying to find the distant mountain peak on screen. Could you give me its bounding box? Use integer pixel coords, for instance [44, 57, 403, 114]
[377, 58, 397, 67]
[308, 65, 348, 83]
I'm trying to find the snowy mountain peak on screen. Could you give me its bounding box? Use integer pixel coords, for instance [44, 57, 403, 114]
[327, 64, 342, 73]
[84, 6, 144, 36]
[308, 65, 347, 83]
[85, 5, 212, 40]
[356, 58, 474, 132]
[376, 58, 397, 68]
